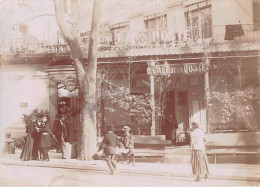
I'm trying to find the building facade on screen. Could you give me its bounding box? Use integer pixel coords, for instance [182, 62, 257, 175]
[0, 0, 260, 153]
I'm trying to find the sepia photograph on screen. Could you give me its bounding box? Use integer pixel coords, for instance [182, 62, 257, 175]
[0, 0, 260, 187]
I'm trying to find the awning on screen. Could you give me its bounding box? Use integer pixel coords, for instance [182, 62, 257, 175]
[143, 7, 166, 18]
[183, 0, 206, 7]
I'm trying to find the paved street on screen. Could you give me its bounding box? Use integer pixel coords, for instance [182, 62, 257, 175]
[0, 164, 259, 186]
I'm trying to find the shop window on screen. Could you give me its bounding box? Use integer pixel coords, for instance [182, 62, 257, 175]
[209, 75, 228, 124]
[253, 0, 260, 30]
[130, 74, 150, 94]
[209, 75, 227, 93]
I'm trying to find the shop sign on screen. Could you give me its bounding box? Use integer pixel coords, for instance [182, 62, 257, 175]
[147, 62, 207, 75]
[99, 29, 191, 46]
[63, 75, 77, 92]
[65, 75, 77, 92]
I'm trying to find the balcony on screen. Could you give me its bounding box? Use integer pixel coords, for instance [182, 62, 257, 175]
[0, 33, 71, 56]
[97, 24, 260, 57]
[1, 24, 260, 59]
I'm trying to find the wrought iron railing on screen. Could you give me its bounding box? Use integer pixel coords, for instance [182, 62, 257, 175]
[0, 24, 260, 56]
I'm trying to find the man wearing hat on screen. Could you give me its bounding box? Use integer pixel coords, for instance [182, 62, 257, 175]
[97, 125, 119, 175]
[120, 126, 134, 164]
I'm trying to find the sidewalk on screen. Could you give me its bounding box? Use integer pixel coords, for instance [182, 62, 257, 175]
[0, 149, 260, 182]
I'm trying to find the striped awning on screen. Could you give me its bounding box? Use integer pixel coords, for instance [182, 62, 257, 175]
[183, 0, 206, 6]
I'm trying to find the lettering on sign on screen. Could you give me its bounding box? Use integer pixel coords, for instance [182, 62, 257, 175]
[147, 62, 207, 75]
[98, 30, 191, 46]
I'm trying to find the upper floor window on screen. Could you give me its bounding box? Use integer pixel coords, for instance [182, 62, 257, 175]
[110, 26, 128, 46]
[186, 7, 212, 41]
[253, 0, 260, 30]
[145, 15, 167, 30]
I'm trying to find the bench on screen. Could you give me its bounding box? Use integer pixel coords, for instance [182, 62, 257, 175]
[96, 135, 171, 166]
[120, 135, 171, 166]
[205, 133, 260, 164]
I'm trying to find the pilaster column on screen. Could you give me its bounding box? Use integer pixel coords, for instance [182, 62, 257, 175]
[148, 61, 156, 136]
[49, 79, 58, 130]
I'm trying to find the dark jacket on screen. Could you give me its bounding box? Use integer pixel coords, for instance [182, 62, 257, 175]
[98, 131, 119, 155]
[25, 122, 36, 133]
[38, 121, 51, 148]
[53, 118, 63, 140]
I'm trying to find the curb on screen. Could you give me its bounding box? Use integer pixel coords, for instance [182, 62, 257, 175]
[1, 159, 260, 182]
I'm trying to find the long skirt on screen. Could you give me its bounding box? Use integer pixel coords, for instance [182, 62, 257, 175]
[20, 133, 34, 161]
[191, 149, 209, 176]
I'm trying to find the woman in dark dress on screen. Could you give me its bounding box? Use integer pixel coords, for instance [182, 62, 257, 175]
[37, 116, 52, 161]
[20, 119, 36, 161]
[53, 114, 63, 153]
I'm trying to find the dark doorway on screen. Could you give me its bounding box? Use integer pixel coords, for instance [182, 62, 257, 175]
[161, 91, 178, 142]
[57, 83, 79, 142]
[161, 90, 189, 145]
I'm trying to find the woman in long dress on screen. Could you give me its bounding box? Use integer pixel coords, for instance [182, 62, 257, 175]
[190, 122, 209, 182]
[20, 120, 36, 161]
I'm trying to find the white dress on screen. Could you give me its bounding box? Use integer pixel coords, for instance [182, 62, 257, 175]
[190, 128, 209, 176]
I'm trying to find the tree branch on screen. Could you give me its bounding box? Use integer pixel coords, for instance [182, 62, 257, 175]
[53, 0, 83, 59]
[87, 0, 103, 72]
[53, 0, 74, 42]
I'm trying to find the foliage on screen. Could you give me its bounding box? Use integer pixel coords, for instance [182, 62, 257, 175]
[96, 66, 178, 133]
[209, 87, 260, 130]
[103, 86, 152, 124]
[22, 109, 49, 126]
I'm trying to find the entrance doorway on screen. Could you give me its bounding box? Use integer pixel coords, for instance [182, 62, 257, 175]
[161, 90, 189, 144]
[57, 83, 79, 142]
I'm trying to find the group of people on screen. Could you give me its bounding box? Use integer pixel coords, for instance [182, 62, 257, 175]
[97, 125, 134, 175]
[21, 113, 209, 182]
[20, 115, 51, 161]
[20, 113, 69, 161]
[97, 122, 209, 182]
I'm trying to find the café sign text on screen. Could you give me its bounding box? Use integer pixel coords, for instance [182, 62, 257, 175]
[147, 63, 206, 75]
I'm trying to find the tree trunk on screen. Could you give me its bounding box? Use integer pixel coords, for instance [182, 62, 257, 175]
[54, 0, 103, 160]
